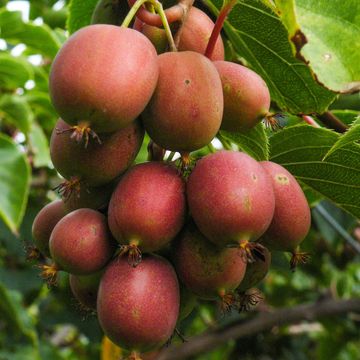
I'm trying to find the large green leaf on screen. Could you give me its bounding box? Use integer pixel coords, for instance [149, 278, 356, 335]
[220, 122, 269, 161]
[28, 122, 51, 168]
[269, 124, 360, 218]
[0, 9, 61, 58]
[275, 0, 360, 93]
[0, 284, 38, 350]
[323, 117, 360, 160]
[0, 54, 33, 90]
[205, 0, 336, 114]
[0, 134, 31, 233]
[67, 0, 99, 34]
[0, 94, 34, 134]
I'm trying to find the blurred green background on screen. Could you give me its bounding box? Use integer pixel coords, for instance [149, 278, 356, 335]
[0, 1, 359, 359]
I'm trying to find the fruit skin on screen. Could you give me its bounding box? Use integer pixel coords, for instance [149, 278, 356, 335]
[178, 7, 224, 61]
[50, 119, 144, 187]
[260, 161, 311, 252]
[32, 199, 66, 258]
[97, 254, 180, 352]
[187, 150, 275, 247]
[69, 271, 103, 310]
[214, 61, 270, 132]
[91, 0, 127, 25]
[142, 51, 223, 152]
[108, 162, 186, 253]
[237, 247, 271, 292]
[172, 223, 246, 300]
[49, 25, 159, 133]
[50, 209, 115, 275]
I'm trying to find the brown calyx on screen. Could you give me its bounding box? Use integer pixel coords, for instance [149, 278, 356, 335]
[290, 249, 310, 271]
[39, 262, 60, 286]
[237, 288, 264, 312]
[56, 122, 101, 148]
[118, 240, 142, 268]
[238, 240, 267, 263]
[53, 176, 82, 202]
[126, 351, 142, 360]
[264, 112, 282, 131]
[218, 289, 237, 315]
[26, 245, 41, 261]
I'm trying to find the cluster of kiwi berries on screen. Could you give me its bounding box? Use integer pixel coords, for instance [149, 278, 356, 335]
[31, 2, 311, 359]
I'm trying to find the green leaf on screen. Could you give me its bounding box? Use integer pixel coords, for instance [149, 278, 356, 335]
[204, 0, 336, 114]
[270, 124, 360, 218]
[323, 117, 360, 160]
[0, 9, 61, 58]
[28, 122, 51, 168]
[331, 109, 360, 126]
[275, 0, 360, 93]
[0, 94, 34, 134]
[220, 122, 269, 161]
[0, 284, 38, 348]
[67, 0, 99, 34]
[0, 54, 33, 90]
[0, 134, 31, 233]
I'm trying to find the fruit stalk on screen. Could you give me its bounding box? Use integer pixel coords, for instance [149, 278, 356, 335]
[123, 0, 177, 51]
[205, 0, 237, 59]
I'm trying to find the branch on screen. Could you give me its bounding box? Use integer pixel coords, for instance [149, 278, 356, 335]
[316, 111, 348, 133]
[173, 0, 195, 47]
[157, 297, 360, 360]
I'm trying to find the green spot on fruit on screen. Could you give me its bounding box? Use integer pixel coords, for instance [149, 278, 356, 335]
[275, 174, 290, 185]
[243, 195, 252, 212]
[224, 83, 231, 93]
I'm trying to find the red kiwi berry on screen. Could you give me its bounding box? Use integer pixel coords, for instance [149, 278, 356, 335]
[236, 247, 271, 312]
[49, 25, 159, 138]
[142, 51, 223, 153]
[260, 161, 311, 270]
[172, 222, 247, 313]
[213, 61, 271, 132]
[32, 199, 66, 258]
[49, 208, 115, 275]
[178, 7, 224, 61]
[51, 118, 144, 191]
[108, 162, 186, 267]
[187, 150, 275, 262]
[97, 254, 180, 353]
[69, 271, 103, 311]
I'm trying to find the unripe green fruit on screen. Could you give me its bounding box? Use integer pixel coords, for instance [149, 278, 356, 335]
[49, 25, 159, 133]
[50, 119, 144, 187]
[260, 161, 311, 252]
[214, 61, 270, 132]
[237, 247, 271, 292]
[32, 200, 66, 258]
[50, 209, 115, 275]
[91, 0, 127, 25]
[172, 222, 246, 300]
[69, 271, 103, 310]
[187, 150, 275, 247]
[97, 254, 180, 352]
[108, 162, 186, 253]
[142, 51, 223, 152]
[178, 7, 224, 61]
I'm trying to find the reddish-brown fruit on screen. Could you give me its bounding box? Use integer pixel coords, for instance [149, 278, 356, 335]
[213, 61, 270, 132]
[142, 51, 223, 152]
[69, 271, 103, 310]
[108, 162, 186, 262]
[237, 247, 271, 292]
[32, 200, 66, 258]
[260, 161, 311, 252]
[49, 25, 159, 133]
[172, 223, 246, 300]
[97, 254, 180, 352]
[50, 119, 144, 187]
[187, 151, 275, 248]
[178, 7, 224, 61]
[50, 209, 115, 275]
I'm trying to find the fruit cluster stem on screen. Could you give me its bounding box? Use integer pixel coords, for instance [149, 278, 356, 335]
[205, 0, 237, 59]
[123, 0, 177, 51]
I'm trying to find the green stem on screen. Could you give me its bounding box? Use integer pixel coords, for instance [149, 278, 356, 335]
[122, 0, 177, 51]
[205, 0, 237, 58]
[217, 133, 232, 150]
[167, 151, 176, 162]
[207, 143, 216, 153]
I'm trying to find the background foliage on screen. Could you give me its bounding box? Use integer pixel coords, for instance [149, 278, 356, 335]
[0, 0, 359, 359]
